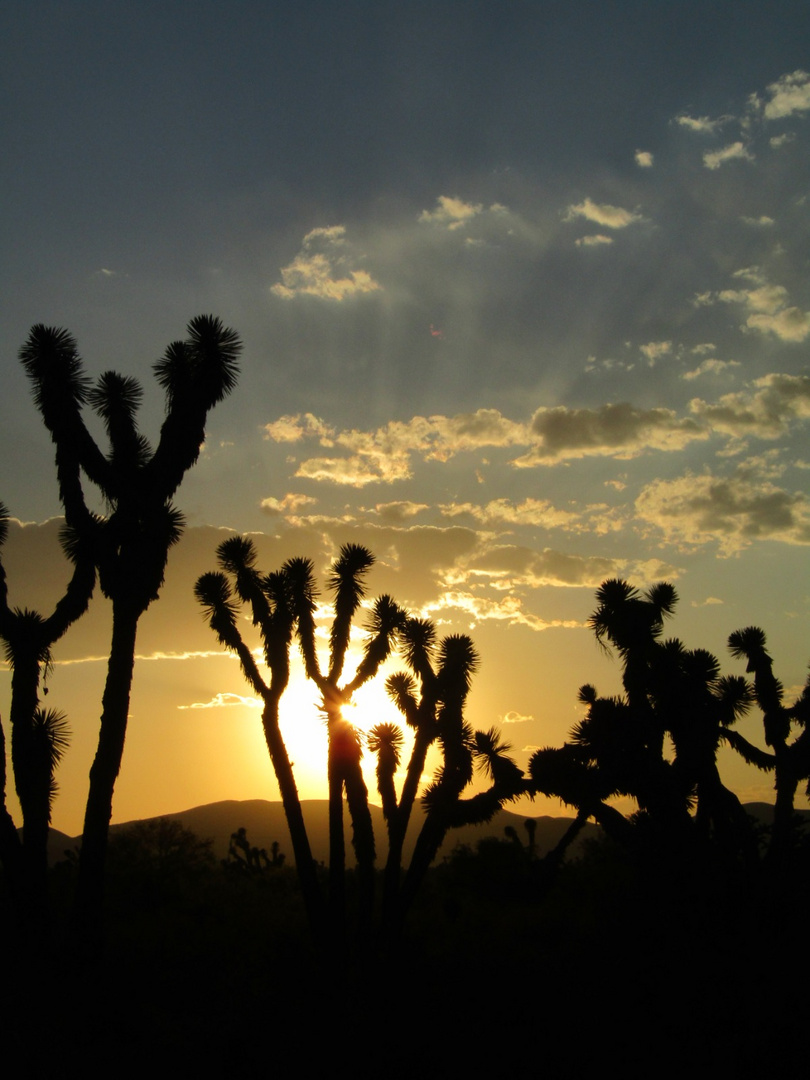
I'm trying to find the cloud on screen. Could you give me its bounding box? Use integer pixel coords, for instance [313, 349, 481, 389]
[271, 225, 381, 300]
[639, 341, 672, 364]
[576, 234, 613, 247]
[760, 70, 810, 121]
[500, 711, 534, 724]
[265, 409, 529, 485]
[564, 198, 643, 229]
[741, 215, 775, 227]
[689, 373, 810, 440]
[516, 403, 706, 464]
[438, 497, 580, 530]
[682, 358, 740, 381]
[714, 274, 810, 342]
[456, 544, 620, 589]
[634, 150, 653, 167]
[675, 114, 729, 134]
[420, 588, 581, 632]
[264, 413, 336, 444]
[703, 142, 753, 170]
[636, 469, 810, 554]
[418, 195, 484, 229]
[365, 501, 430, 524]
[178, 692, 262, 710]
[261, 493, 318, 517]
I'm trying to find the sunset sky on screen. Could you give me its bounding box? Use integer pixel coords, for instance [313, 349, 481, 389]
[1, 2, 809, 836]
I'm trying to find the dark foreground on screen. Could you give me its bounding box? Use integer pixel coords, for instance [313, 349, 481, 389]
[3, 831, 809, 1075]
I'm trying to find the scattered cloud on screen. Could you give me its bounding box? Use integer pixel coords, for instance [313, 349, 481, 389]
[500, 710, 534, 724]
[706, 271, 810, 343]
[418, 195, 484, 229]
[576, 234, 613, 247]
[760, 69, 810, 121]
[682, 358, 740, 381]
[564, 197, 643, 229]
[516, 403, 706, 464]
[271, 225, 381, 300]
[636, 467, 810, 554]
[640, 341, 672, 364]
[703, 141, 753, 170]
[178, 693, 262, 710]
[741, 215, 775, 227]
[675, 113, 729, 134]
[438, 497, 581, 530]
[634, 150, 653, 167]
[261, 493, 318, 517]
[689, 373, 810, 441]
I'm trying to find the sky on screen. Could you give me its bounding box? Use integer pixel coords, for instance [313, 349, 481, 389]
[1, 1, 809, 835]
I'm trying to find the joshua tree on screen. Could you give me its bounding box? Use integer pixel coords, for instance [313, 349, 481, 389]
[198, 541, 526, 946]
[195, 537, 323, 940]
[375, 626, 526, 934]
[285, 544, 405, 935]
[20, 316, 240, 931]
[725, 627, 810, 858]
[0, 502, 95, 923]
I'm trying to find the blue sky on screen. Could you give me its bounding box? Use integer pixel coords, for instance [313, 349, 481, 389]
[1, 2, 809, 830]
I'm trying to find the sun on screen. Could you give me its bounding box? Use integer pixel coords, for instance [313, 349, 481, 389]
[275, 650, 420, 803]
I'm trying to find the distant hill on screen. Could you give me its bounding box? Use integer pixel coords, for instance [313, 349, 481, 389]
[48, 799, 808, 868]
[48, 800, 601, 867]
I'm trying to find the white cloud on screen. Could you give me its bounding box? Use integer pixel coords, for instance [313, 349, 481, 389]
[639, 341, 672, 364]
[703, 141, 753, 170]
[682, 358, 740, 381]
[635, 150, 654, 167]
[741, 215, 775, 227]
[760, 70, 810, 121]
[576, 234, 613, 247]
[715, 275, 810, 342]
[418, 195, 484, 229]
[770, 132, 795, 148]
[178, 692, 262, 710]
[564, 198, 643, 229]
[675, 114, 729, 134]
[271, 225, 381, 300]
[438, 497, 581, 530]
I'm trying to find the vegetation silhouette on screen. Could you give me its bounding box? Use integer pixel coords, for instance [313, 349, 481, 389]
[0, 501, 95, 928]
[19, 316, 241, 936]
[197, 538, 526, 948]
[529, 578, 808, 880]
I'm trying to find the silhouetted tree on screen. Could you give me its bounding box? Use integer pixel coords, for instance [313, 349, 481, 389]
[20, 316, 240, 933]
[0, 502, 95, 924]
[286, 544, 404, 937]
[726, 627, 810, 859]
[196, 537, 323, 941]
[377, 628, 526, 934]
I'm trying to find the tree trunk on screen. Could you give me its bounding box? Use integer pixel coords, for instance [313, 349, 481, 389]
[75, 601, 139, 938]
[261, 699, 324, 943]
[10, 651, 50, 926]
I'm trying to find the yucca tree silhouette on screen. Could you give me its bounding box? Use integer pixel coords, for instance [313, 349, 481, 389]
[726, 626, 810, 858]
[650, 640, 756, 861]
[382, 630, 527, 929]
[589, 578, 677, 757]
[286, 544, 405, 934]
[0, 502, 96, 923]
[195, 536, 324, 940]
[20, 316, 240, 932]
